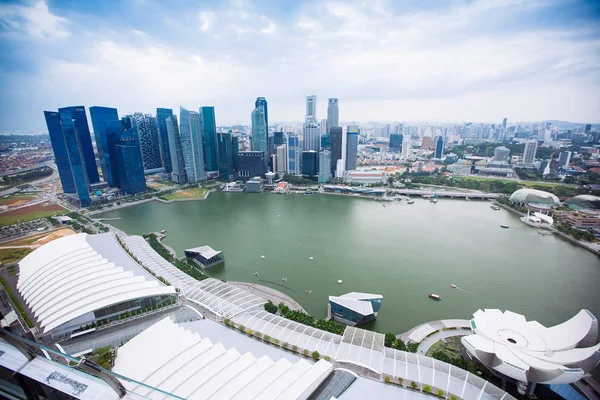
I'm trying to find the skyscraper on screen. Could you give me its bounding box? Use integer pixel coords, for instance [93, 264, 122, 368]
[276, 144, 287, 175]
[274, 131, 285, 146]
[59, 110, 92, 206]
[44, 111, 75, 194]
[585, 124, 592, 135]
[402, 136, 412, 158]
[523, 140, 538, 166]
[90, 106, 119, 186]
[200, 106, 218, 173]
[330, 127, 343, 176]
[320, 119, 328, 136]
[217, 132, 235, 181]
[115, 117, 147, 195]
[179, 107, 206, 183]
[318, 150, 332, 183]
[345, 125, 359, 171]
[166, 115, 187, 184]
[502, 118, 508, 131]
[156, 108, 173, 173]
[558, 151, 571, 168]
[303, 122, 320, 152]
[58, 106, 99, 184]
[389, 134, 403, 151]
[493, 146, 510, 162]
[251, 105, 268, 169]
[302, 150, 318, 178]
[287, 135, 301, 176]
[255, 97, 268, 131]
[132, 113, 162, 171]
[237, 151, 265, 179]
[327, 98, 339, 131]
[434, 136, 444, 159]
[306, 95, 317, 122]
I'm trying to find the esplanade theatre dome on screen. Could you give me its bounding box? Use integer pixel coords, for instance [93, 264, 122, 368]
[565, 195, 600, 210]
[509, 188, 559, 206]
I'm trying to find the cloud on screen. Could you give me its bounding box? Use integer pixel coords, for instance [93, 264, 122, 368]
[0, 0, 69, 39]
[198, 11, 213, 32]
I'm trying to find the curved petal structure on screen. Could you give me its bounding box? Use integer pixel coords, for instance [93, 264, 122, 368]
[462, 309, 600, 385]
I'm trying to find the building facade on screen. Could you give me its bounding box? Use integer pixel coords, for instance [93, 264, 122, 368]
[179, 107, 207, 183]
[327, 98, 339, 132]
[58, 110, 92, 206]
[276, 144, 287, 175]
[255, 97, 268, 131]
[116, 118, 147, 195]
[237, 151, 265, 180]
[200, 106, 219, 173]
[318, 150, 332, 183]
[389, 134, 403, 151]
[330, 127, 343, 177]
[402, 137, 412, 158]
[217, 132, 235, 181]
[434, 136, 444, 159]
[345, 125, 359, 171]
[306, 95, 317, 122]
[89, 106, 119, 186]
[302, 150, 319, 178]
[251, 105, 268, 170]
[523, 140, 538, 166]
[156, 108, 173, 173]
[493, 146, 510, 162]
[166, 115, 187, 184]
[287, 135, 301, 176]
[132, 113, 162, 171]
[44, 111, 76, 194]
[303, 122, 320, 152]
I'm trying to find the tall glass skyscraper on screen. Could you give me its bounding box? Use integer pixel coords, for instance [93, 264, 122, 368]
[156, 108, 173, 173]
[303, 122, 320, 152]
[327, 98, 339, 131]
[345, 125, 359, 171]
[44, 111, 75, 194]
[255, 97, 268, 131]
[115, 118, 147, 195]
[251, 105, 268, 169]
[306, 95, 317, 122]
[287, 135, 300, 176]
[200, 106, 218, 173]
[179, 107, 207, 183]
[132, 113, 162, 170]
[434, 136, 444, 159]
[59, 110, 92, 206]
[330, 127, 343, 176]
[57, 106, 99, 184]
[217, 132, 234, 181]
[166, 115, 187, 184]
[90, 106, 119, 186]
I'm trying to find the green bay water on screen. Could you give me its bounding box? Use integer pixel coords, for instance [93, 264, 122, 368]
[97, 192, 600, 334]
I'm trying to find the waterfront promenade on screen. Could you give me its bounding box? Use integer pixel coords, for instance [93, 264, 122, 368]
[398, 319, 473, 354]
[229, 281, 306, 313]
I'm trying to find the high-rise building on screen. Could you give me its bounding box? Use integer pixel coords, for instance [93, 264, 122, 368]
[199, 106, 218, 173]
[434, 136, 444, 159]
[345, 125, 359, 171]
[585, 124, 592, 135]
[255, 97, 268, 131]
[395, 124, 403, 135]
[558, 151, 571, 168]
[276, 144, 287, 175]
[104, 120, 125, 188]
[402, 137, 412, 158]
[389, 134, 403, 151]
[237, 151, 265, 180]
[179, 107, 207, 183]
[303, 122, 320, 152]
[166, 115, 187, 184]
[287, 135, 301, 176]
[421, 136, 434, 150]
[274, 131, 285, 146]
[132, 113, 162, 171]
[493, 146, 510, 162]
[523, 140, 538, 166]
[57, 106, 99, 184]
[45, 111, 76, 194]
[330, 127, 343, 176]
[306, 95, 317, 122]
[327, 98, 339, 132]
[321, 133, 331, 150]
[302, 150, 318, 178]
[502, 118, 507, 131]
[232, 135, 240, 172]
[156, 108, 173, 173]
[251, 105, 268, 169]
[89, 106, 119, 186]
[318, 150, 332, 183]
[217, 132, 235, 181]
[115, 117, 147, 195]
[320, 119, 328, 136]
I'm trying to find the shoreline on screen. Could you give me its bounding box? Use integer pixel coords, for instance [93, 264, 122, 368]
[228, 281, 307, 313]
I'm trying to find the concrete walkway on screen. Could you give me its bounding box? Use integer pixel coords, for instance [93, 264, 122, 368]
[416, 328, 473, 355]
[229, 281, 306, 313]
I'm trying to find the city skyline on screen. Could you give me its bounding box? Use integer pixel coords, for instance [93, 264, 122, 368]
[1, 0, 600, 133]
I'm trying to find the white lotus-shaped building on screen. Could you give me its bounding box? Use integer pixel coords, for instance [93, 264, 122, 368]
[462, 309, 600, 385]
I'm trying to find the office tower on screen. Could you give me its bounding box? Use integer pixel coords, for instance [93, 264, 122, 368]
[199, 106, 218, 173]
[302, 150, 318, 178]
[276, 144, 287, 175]
[303, 122, 320, 152]
[115, 118, 147, 195]
[44, 111, 76, 194]
[156, 108, 173, 173]
[274, 131, 285, 146]
[104, 120, 125, 188]
[502, 118, 507, 131]
[268, 135, 275, 171]
[389, 134, 403, 151]
[558, 151, 571, 168]
[306, 95, 317, 122]
[330, 127, 343, 176]
[493, 146, 510, 162]
[179, 107, 207, 183]
[523, 140, 538, 166]
[287, 134, 301, 176]
[585, 124, 591, 135]
[345, 125, 359, 171]
[327, 98, 339, 131]
[232, 135, 240, 172]
[217, 132, 235, 181]
[421, 136, 434, 150]
[251, 105, 268, 169]
[320, 119, 328, 137]
[237, 151, 265, 179]
[132, 113, 162, 171]
[58, 106, 99, 184]
[395, 124, 403, 135]
[434, 136, 444, 159]
[166, 115, 187, 184]
[255, 97, 268, 131]
[402, 137, 411, 157]
[90, 106, 119, 186]
[318, 150, 332, 183]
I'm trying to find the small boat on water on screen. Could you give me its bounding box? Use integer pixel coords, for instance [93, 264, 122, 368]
[304, 189, 314, 195]
[254, 272, 259, 276]
[160, 229, 167, 234]
[382, 204, 386, 208]
[465, 197, 470, 201]
[450, 284, 457, 288]
[337, 280, 343, 284]
[260, 255, 265, 259]
[501, 224, 509, 229]
[490, 205, 500, 210]
[429, 293, 442, 300]
[309, 257, 314, 261]
[407, 199, 415, 204]
[306, 290, 312, 294]
[282, 278, 287, 282]
[430, 197, 438, 203]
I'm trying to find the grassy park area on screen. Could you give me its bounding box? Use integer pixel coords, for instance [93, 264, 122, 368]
[162, 187, 209, 201]
[0, 202, 66, 227]
[0, 248, 32, 265]
[0, 194, 37, 206]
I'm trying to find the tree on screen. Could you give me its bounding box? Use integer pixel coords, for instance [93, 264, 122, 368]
[384, 333, 396, 348]
[263, 334, 271, 342]
[397, 377, 403, 385]
[395, 338, 408, 351]
[411, 381, 418, 390]
[407, 341, 419, 353]
[303, 349, 309, 357]
[264, 300, 278, 314]
[437, 389, 445, 397]
[292, 345, 298, 352]
[238, 324, 245, 333]
[384, 376, 391, 383]
[312, 351, 320, 360]
[423, 384, 432, 393]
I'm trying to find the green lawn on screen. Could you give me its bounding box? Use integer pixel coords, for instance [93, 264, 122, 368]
[0, 194, 36, 206]
[457, 175, 577, 189]
[0, 209, 65, 227]
[163, 188, 208, 201]
[0, 248, 32, 265]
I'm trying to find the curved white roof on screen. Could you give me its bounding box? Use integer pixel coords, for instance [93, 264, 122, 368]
[462, 309, 600, 385]
[17, 233, 175, 333]
[509, 189, 559, 205]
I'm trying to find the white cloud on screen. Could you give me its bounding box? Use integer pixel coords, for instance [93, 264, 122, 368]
[198, 11, 213, 32]
[0, 0, 69, 39]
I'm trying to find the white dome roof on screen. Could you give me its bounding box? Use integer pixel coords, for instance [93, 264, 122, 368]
[509, 188, 559, 205]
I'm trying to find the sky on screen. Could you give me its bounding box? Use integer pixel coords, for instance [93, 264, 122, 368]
[0, 0, 599, 133]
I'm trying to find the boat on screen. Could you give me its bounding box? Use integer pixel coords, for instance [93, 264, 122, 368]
[465, 197, 470, 201]
[450, 284, 457, 288]
[490, 205, 500, 210]
[306, 290, 312, 294]
[309, 256, 314, 260]
[254, 272, 259, 276]
[500, 224, 509, 229]
[430, 187, 438, 203]
[160, 229, 167, 234]
[260, 255, 265, 259]
[382, 204, 386, 207]
[304, 189, 314, 195]
[407, 199, 415, 204]
[429, 293, 442, 300]
[281, 278, 287, 282]
[520, 211, 554, 230]
[337, 280, 343, 284]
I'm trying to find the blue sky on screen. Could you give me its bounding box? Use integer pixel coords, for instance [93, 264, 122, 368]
[0, 0, 599, 133]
